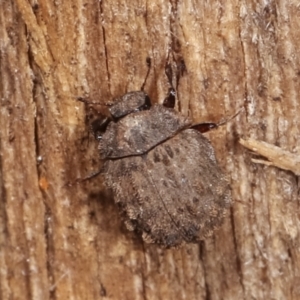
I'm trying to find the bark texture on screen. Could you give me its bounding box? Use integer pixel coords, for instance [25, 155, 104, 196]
[1, 0, 300, 299]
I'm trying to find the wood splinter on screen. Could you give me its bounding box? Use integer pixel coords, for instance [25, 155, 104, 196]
[239, 138, 300, 176]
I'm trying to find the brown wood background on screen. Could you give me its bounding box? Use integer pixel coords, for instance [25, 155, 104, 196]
[1, 0, 300, 299]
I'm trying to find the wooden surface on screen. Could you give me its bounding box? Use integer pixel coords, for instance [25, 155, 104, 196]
[1, 0, 300, 299]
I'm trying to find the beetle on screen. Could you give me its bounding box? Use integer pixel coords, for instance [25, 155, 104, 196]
[79, 60, 231, 247]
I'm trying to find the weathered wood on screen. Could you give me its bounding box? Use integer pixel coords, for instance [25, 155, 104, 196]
[0, 0, 299, 299]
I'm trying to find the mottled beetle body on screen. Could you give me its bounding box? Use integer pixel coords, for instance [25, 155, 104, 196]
[97, 91, 231, 247]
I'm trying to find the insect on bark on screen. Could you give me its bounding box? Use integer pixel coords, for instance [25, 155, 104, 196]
[80, 59, 232, 248]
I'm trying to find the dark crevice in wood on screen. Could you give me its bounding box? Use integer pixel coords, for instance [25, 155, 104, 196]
[98, 0, 111, 95]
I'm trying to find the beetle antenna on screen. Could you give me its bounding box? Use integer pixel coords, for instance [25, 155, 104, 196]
[141, 57, 151, 91]
[191, 106, 244, 133]
[216, 106, 244, 127]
